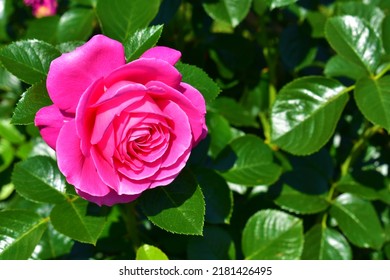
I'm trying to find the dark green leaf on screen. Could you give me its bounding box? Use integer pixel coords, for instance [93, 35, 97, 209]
[0, 40, 61, 84]
[195, 168, 233, 224]
[271, 76, 348, 155]
[124, 25, 163, 62]
[383, 16, 390, 55]
[335, 174, 379, 201]
[187, 226, 235, 259]
[0, 119, 25, 144]
[96, 0, 161, 42]
[330, 193, 385, 249]
[325, 15, 383, 74]
[0, 0, 13, 41]
[355, 76, 390, 132]
[203, 0, 252, 27]
[0, 210, 48, 260]
[136, 244, 169, 260]
[50, 198, 107, 245]
[206, 112, 233, 158]
[210, 97, 258, 127]
[57, 8, 95, 43]
[302, 224, 352, 260]
[176, 62, 221, 104]
[12, 156, 67, 204]
[0, 138, 14, 172]
[140, 170, 205, 235]
[220, 135, 282, 186]
[267, 0, 298, 9]
[11, 81, 52, 125]
[242, 209, 303, 260]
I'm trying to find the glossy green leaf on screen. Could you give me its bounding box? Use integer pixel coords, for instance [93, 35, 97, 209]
[267, 0, 298, 9]
[176, 62, 221, 104]
[271, 76, 348, 155]
[242, 209, 303, 260]
[275, 184, 329, 215]
[12, 156, 67, 204]
[0, 39, 61, 84]
[330, 193, 385, 249]
[187, 226, 235, 260]
[195, 168, 233, 224]
[57, 8, 95, 43]
[0, 210, 48, 260]
[11, 81, 52, 125]
[136, 244, 169, 260]
[355, 76, 390, 132]
[140, 170, 205, 235]
[96, 0, 161, 42]
[335, 2, 385, 35]
[325, 15, 382, 74]
[324, 55, 367, 80]
[50, 198, 107, 245]
[220, 135, 282, 186]
[302, 224, 352, 260]
[124, 25, 163, 62]
[203, 0, 252, 27]
[335, 174, 379, 201]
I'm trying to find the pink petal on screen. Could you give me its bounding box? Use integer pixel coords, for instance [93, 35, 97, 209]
[140, 46, 181, 65]
[147, 81, 205, 145]
[47, 34, 125, 113]
[34, 104, 69, 150]
[105, 58, 182, 90]
[56, 120, 111, 197]
[76, 188, 140, 207]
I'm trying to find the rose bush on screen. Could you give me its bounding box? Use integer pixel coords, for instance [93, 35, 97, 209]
[34, 35, 207, 206]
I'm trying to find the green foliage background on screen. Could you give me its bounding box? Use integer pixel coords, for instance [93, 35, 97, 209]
[0, 0, 390, 260]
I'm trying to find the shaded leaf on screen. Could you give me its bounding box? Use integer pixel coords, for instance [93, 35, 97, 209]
[203, 0, 252, 28]
[57, 8, 95, 43]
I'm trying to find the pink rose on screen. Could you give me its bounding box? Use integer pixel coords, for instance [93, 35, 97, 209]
[35, 35, 207, 206]
[24, 0, 57, 18]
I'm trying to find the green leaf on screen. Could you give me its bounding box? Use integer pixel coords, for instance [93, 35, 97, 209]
[176, 62, 221, 104]
[383, 16, 390, 55]
[324, 55, 367, 80]
[203, 0, 252, 28]
[271, 76, 348, 155]
[209, 97, 258, 127]
[207, 112, 234, 158]
[0, 119, 25, 144]
[31, 223, 74, 260]
[136, 244, 169, 260]
[11, 81, 52, 125]
[187, 226, 236, 260]
[124, 25, 163, 62]
[0, 210, 48, 260]
[267, 0, 298, 9]
[50, 198, 107, 245]
[195, 168, 233, 224]
[0, 0, 13, 41]
[355, 76, 390, 132]
[0, 138, 14, 172]
[335, 174, 380, 201]
[12, 156, 67, 204]
[57, 8, 95, 43]
[220, 135, 281, 186]
[0, 40, 61, 84]
[96, 0, 161, 42]
[302, 225, 352, 260]
[140, 170, 205, 235]
[329, 193, 385, 249]
[325, 15, 383, 74]
[275, 184, 329, 215]
[242, 209, 303, 260]
[24, 16, 60, 44]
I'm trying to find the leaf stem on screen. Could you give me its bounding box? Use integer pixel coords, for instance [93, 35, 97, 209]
[119, 202, 141, 252]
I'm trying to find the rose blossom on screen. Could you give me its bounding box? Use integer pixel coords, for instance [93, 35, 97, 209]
[35, 35, 207, 206]
[24, 0, 57, 18]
